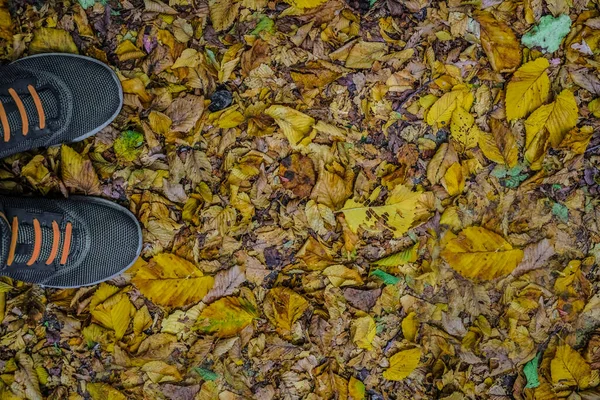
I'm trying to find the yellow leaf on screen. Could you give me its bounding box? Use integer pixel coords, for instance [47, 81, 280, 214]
[29, 28, 78, 54]
[383, 348, 422, 381]
[559, 126, 594, 154]
[348, 376, 366, 400]
[216, 108, 245, 128]
[132, 253, 214, 308]
[195, 296, 258, 337]
[87, 383, 127, 400]
[476, 12, 521, 72]
[283, 0, 327, 8]
[426, 89, 466, 129]
[589, 98, 600, 118]
[345, 41, 389, 69]
[323, 264, 364, 287]
[341, 185, 432, 238]
[265, 105, 316, 147]
[61, 145, 101, 195]
[450, 107, 480, 150]
[401, 312, 419, 343]
[0, 3, 11, 41]
[551, 344, 599, 389]
[264, 287, 309, 332]
[148, 111, 173, 136]
[83, 324, 109, 348]
[524, 89, 579, 150]
[172, 48, 200, 69]
[441, 227, 524, 281]
[133, 305, 152, 336]
[505, 58, 550, 121]
[115, 40, 145, 62]
[478, 119, 519, 167]
[351, 315, 376, 350]
[373, 243, 419, 267]
[442, 162, 465, 196]
[122, 77, 153, 104]
[91, 293, 134, 340]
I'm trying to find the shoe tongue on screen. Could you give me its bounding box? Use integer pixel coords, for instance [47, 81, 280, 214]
[0, 64, 71, 138]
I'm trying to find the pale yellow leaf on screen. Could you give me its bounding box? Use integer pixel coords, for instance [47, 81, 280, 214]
[505, 58, 550, 121]
[265, 105, 316, 147]
[426, 89, 465, 129]
[551, 344, 599, 389]
[441, 227, 524, 281]
[345, 41, 388, 69]
[323, 264, 364, 287]
[61, 145, 101, 195]
[133, 305, 152, 336]
[209, 0, 240, 31]
[132, 253, 214, 308]
[383, 348, 422, 381]
[478, 119, 519, 167]
[351, 315, 376, 350]
[115, 40, 145, 62]
[195, 296, 258, 337]
[427, 142, 459, 185]
[264, 287, 309, 332]
[172, 48, 201, 69]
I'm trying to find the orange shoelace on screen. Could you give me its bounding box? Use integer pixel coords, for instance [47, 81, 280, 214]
[0, 85, 46, 142]
[1, 213, 72, 267]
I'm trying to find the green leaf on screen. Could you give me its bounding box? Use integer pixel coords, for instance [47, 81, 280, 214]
[524, 353, 541, 389]
[370, 269, 401, 285]
[78, 0, 95, 9]
[194, 367, 218, 381]
[114, 130, 144, 162]
[373, 244, 418, 267]
[552, 202, 569, 223]
[251, 16, 274, 35]
[521, 14, 572, 53]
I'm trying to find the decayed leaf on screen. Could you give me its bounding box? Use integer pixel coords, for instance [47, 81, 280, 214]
[323, 264, 364, 287]
[341, 185, 432, 238]
[279, 154, 316, 198]
[61, 145, 102, 194]
[144, 0, 177, 13]
[551, 344, 599, 389]
[383, 348, 422, 381]
[427, 142, 459, 184]
[265, 105, 316, 147]
[478, 119, 519, 167]
[476, 12, 521, 72]
[524, 89, 579, 153]
[512, 239, 555, 276]
[264, 287, 309, 332]
[131, 253, 214, 308]
[505, 58, 550, 121]
[87, 383, 127, 400]
[195, 296, 258, 337]
[203, 265, 245, 304]
[352, 315, 376, 350]
[29, 28, 78, 54]
[345, 41, 389, 69]
[209, 0, 240, 31]
[441, 227, 524, 281]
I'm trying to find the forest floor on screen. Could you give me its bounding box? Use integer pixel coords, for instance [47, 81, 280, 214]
[1, 0, 600, 399]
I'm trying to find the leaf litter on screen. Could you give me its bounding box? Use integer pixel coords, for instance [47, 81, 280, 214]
[0, 0, 600, 399]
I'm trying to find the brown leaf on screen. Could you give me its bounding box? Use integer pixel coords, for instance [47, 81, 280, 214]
[61, 145, 102, 194]
[279, 154, 316, 198]
[310, 167, 354, 210]
[203, 265, 246, 304]
[511, 239, 555, 276]
[427, 142, 459, 185]
[476, 12, 521, 72]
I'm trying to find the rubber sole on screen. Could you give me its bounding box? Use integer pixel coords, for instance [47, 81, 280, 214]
[11, 53, 124, 144]
[40, 196, 143, 289]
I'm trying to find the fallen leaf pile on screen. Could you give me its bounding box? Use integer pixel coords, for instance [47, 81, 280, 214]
[0, 0, 600, 398]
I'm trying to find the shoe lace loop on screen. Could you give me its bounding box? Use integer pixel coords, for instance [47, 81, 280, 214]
[0, 85, 47, 142]
[2, 213, 72, 267]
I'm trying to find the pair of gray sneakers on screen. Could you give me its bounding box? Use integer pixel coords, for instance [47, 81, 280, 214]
[0, 54, 142, 288]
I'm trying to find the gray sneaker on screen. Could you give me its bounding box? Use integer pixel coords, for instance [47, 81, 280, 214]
[0, 53, 123, 159]
[0, 196, 142, 288]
